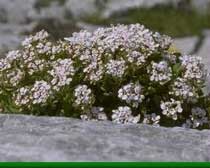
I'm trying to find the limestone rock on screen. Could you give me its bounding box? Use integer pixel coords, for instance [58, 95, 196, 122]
[0, 34, 22, 56]
[0, 114, 209, 161]
[191, 0, 210, 14]
[173, 36, 198, 54]
[65, 0, 99, 19]
[0, 0, 36, 24]
[197, 36, 210, 94]
[30, 1, 67, 22]
[0, 23, 37, 56]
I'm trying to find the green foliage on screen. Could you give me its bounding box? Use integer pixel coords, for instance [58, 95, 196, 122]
[83, 5, 210, 37]
[34, 0, 66, 10]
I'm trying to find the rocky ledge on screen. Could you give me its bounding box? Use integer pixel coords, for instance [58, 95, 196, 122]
[0, 114, 209, 161]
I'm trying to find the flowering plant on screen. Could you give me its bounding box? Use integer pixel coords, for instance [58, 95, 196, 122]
[0, 24, 209, 129]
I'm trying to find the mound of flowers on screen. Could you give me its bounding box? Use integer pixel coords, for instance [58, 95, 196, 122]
[0, 24, 209, 129]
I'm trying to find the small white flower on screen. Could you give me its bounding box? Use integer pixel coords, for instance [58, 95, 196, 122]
[49, 58, 75, 91]
[14, 87, 30, 106]
[30, 80, 51, 104]
[74, 85, 94, 109]
[22, 30, 49, 47]
[118, 83, 144, 107]
[106, 59, 126, 78]
[6, 50, 21, 63]
[148, 61, 172, 85]
[0, 58, 11, 71]
[160, 99, 183, 120]
[127, 51, 147, 66]
[180, 55, 205, 82]
[6, 69, 24, 86]
[112, 106, 140, 124]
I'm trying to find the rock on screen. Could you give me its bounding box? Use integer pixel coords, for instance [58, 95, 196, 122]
[197, 36, 210, 94]
[0, 7, 7, 23]
[0, 0, 36, 24]
[0, 114, 209, 161]
[191, 0, 210, 14]
[0, 23, 36, 56]
[30, 1, 67, 22]
[65, 0, 99, 19]
[0, 34, 23, 56]
[0, 0, 71, 24]
[173, 36, 198, 54]
[203, 29, 210, 36]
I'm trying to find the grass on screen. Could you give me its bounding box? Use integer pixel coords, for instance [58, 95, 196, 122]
[34, 0, 66, 10]
[83, 5, 210, 37]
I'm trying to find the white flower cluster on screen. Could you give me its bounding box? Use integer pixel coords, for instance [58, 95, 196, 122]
[169, 77, 195, 99]
[6, 50, 22, 63]
[118, 83, 144, 108]
[0, 25, 209, 129]
[51, 41, 69, 56]
[112, 106, 140, 124]
[127, 51, 147, 66]
[180, 55, 205, 82]
[67, 24, 163, 53]
[153, 32, 173, 49]
[65, 24, 171, 83]
[0, 50, 21, 73]
[0, 59, 11, 71]
[22, 30, 49, 48]
[83, 60, 104, 82]
[20, 31, 51, 75]
[0, 30, 74, 108]
[48, 58, 75, 91]
[27, 59, 47, 75]
[160, 99, 183, 120]
[30, 80, 51, 105]
[6, 69, 24, 87]
[20, 31, 70, 76]
[14, 80, 51, 106]
[74, 85, 94, 110]
[15, 87, 30, 106]
[183, 107, 209, 128]
[148, 61, 172, 85]
[105, 59, 127, 78]
[143, 113, 161, 126]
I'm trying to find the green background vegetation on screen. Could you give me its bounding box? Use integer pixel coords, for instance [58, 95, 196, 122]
[83, 4, 210, 37]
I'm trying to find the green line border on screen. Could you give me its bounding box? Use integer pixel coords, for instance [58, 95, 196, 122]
[0, 162, 209, 168]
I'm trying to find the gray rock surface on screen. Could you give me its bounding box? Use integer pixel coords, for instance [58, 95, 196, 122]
[0, 34, 22, 56]
[0, 0, 68, 24]
[197, 36, 210, 94]
[0, 23, 36, 56]
[0, 0, 36, 24]
[173, 36, 198, 54]
[191, 0, 210, 14]
[30, 1, 67, 22]
[65, 0, 99, 18]
[0, 114, 209, 161]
